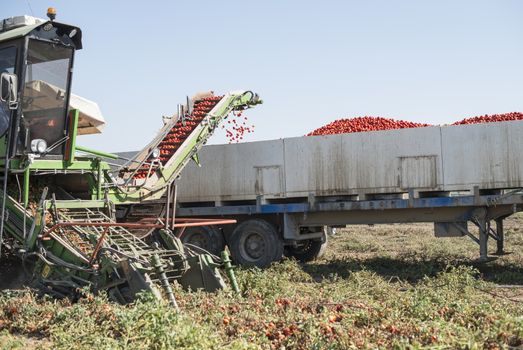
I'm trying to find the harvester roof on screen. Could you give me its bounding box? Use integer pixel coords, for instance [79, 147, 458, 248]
[0, 15, 82, 49]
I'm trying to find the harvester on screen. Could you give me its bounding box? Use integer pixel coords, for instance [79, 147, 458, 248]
[0, 11, 260, 305]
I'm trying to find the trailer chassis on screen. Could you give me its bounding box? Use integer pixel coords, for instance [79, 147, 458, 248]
[177, 190, 523, 262]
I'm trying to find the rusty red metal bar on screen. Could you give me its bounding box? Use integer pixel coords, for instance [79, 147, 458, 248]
[42, 218, 236, 239]
[139, 217, 233, 223]
[89, 226, 109, 265]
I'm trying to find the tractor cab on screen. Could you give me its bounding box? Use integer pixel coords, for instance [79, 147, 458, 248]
[0, 12, 82, 159]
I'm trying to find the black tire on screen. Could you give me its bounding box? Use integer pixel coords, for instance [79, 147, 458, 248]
[285, 238, 328, 262]
[180, 226, 225, 256]
[229, 219, 284, 268]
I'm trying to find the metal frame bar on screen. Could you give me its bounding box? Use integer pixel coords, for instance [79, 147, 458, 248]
[22, 166, 29, 207]
[454, 224, 480, 244]
[65, 109, 79, 163]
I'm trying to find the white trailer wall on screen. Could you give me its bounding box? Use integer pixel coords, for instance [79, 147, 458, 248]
[176, 121, 523, 202]
[441, 121, 523, 191]
[179, 140, 285, 202]
[283, 127, 443, 198]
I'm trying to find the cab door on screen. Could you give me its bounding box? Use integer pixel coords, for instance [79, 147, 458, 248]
[0, 43, 20, 157]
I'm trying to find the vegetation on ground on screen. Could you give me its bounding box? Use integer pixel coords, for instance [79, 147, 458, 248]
[1, 214, 522, 349]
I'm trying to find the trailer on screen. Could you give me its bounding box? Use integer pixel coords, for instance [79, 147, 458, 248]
[174, 121, 523, 267]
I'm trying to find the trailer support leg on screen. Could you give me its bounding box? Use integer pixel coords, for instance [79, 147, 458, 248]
[495, 218, 504, 255]
[478, 218, 488, 261]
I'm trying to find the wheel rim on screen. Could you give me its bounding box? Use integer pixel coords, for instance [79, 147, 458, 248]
[239, 231, 266, 262]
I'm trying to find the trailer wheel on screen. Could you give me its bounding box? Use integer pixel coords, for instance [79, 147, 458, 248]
[229, 220, 284, 268]
[180, 226, 225, 256]
[285, 232, 328, 262]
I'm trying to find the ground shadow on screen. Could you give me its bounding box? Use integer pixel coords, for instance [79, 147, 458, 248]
[0, 254, 34, 291]
[301, 256, 523, 285]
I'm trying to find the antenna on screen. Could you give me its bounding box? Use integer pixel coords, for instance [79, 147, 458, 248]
[25, 0, 34, 16]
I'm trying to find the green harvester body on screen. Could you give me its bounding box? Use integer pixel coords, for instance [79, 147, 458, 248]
[0, 15, 254, 303]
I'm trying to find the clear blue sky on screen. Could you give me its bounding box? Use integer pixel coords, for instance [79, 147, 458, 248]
[3, 1, 523, 152]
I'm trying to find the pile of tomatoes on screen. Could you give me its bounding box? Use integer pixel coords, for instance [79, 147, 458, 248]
[307, 116, 431, 136]
[452, 112, 523, 125]
[308, 112, 523, 136]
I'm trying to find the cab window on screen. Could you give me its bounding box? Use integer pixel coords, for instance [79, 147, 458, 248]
[22, 40, 73, 155]
[0, 46, 16, 73]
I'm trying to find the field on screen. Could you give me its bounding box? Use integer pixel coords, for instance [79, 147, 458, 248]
[1, 214, 522, 349]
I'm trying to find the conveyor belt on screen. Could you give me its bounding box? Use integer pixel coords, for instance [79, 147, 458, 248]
[110, 90, 261, 204]
[132, 96, 223, 179]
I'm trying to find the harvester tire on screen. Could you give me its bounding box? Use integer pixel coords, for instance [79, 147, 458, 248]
[180, 226, 225, 256]
[229, 219, 284, 268]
